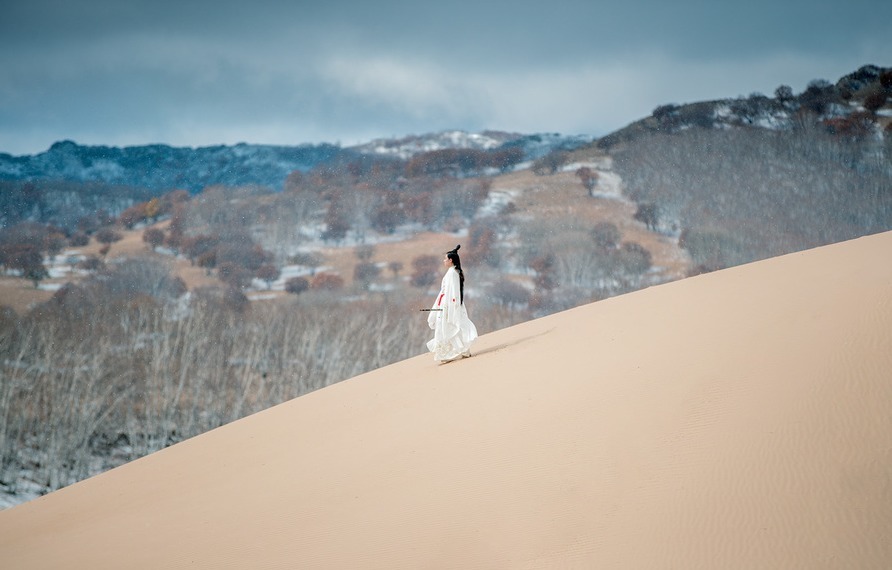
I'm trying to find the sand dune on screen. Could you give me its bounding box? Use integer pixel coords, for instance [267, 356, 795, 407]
[2, 232, 891, 569]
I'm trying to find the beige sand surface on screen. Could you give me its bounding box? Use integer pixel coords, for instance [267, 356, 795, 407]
[2, 231, 891, 569]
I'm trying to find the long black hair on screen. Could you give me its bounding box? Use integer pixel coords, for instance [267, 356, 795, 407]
[446, 244, 464, 304]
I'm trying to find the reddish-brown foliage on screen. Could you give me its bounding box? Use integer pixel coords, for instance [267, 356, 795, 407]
[824, 112, 875, 139]
[217, 262, 253, 290]
[68, 232, 90, 247]
[255, 264, 281, 287]
[94, 227, 123, 245]
[143, 228, 165, 251]
[529, 254, 556, 291]
[119, 203, 148, 229]
[311, 273, 345, 291]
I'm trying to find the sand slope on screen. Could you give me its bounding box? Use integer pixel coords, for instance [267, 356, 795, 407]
[2, 232, 891, 569]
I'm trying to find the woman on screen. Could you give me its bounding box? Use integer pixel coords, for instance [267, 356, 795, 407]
[427, 245, 478, 362]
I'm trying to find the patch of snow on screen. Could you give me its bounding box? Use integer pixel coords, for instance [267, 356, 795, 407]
[559, 160, 628, 202]
[84, 159, 126, 180]
[753, 111, 791, 130]
[250, 278, 273, 291]
[245, 265, 332, 292]
[588, 170, 629, 202]
[476, 189, 520, 218]
[824, 103, 850, 119]
[714, 104, 792, 131]
[563, 156, 612, 171]
[166, 292, 194, 321]
[153, 246, 179, 256]
[713, 104, 733, 119]
[353, 130, 509, 160]
[0, 480, 44, 510]
[280, 264, 324, 280]
[47, 266, 73, 279]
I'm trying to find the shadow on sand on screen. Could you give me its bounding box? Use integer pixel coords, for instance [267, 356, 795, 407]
[470, 327, 555, 358]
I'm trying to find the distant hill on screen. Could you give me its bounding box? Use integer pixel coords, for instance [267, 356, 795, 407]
[0, 141, 348, 193]
[352, 130, 592, 161]
[598, 64, 891, 149]
[599, 64, 892, 272]
[0, 132, 591, 193]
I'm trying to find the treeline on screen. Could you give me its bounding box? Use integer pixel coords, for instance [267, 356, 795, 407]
[275, 158, 495, 244]
[497, 216, 657, 314]
[0, 143, 524, 231]
[0, 180, 157, 231]
[404, 147, 525, 177]
[0, 188, 188, 288]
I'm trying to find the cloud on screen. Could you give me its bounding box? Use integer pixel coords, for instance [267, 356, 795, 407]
[0, 0, 890, 154]
[318, 56, 483, 119]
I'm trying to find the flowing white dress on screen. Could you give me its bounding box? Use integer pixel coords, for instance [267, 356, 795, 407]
[426, 266, 478, 362]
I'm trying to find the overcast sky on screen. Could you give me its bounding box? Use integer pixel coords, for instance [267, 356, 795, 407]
[1, 0, 889, 155]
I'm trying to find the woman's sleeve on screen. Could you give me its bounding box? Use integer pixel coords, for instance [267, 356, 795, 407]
[443, 269, 462, 328]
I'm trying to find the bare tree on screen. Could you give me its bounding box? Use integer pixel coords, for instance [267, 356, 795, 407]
[575, 166, 599, 195]
[388, 260, 404, 279]
[143, 227, 165, 251]
[256, 264, 281, 289]
[590, 222, 621, 250]
[284, 277, 309, 295]
[95, 227, 123, 247]
[410, 255, 440, 288]
[353, 262, 381, 290]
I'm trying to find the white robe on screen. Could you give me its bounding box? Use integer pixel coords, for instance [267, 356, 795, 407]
[426, 266, 478, 362]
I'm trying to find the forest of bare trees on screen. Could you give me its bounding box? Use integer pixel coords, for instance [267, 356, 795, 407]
[0, 257, 530, 497]
[0, 180, 156, 231]
[613, 120, 892, 271]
